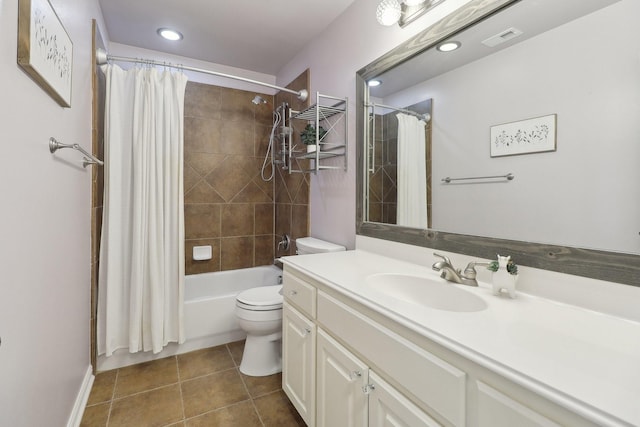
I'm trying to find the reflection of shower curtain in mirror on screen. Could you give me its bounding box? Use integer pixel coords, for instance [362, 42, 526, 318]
[396, 113, 428, 228]
[98, 64, 188, 356]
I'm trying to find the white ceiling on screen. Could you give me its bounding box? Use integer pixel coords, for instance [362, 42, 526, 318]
[98, 0, 357, 75]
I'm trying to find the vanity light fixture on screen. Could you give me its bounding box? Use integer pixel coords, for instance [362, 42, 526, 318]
[377, 0, 445, 27]
[376, 0, 402, 26]
[436, 41, 461, 52]
[368, 80, 382, 87]
[157, 28, 183, 41]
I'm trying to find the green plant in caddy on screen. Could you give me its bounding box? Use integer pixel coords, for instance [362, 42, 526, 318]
[487, 259, 518, 275]
[301, 124, 327, 145]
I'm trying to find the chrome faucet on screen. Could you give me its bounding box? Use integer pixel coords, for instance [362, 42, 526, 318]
[432, 253, 489, 287]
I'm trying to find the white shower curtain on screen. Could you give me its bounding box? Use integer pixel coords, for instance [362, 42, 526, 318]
[98, 64, 188, 356]
[396, 113, 428, 229]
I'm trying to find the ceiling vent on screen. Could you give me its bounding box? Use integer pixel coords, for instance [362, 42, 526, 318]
[482, 27, 523, 47]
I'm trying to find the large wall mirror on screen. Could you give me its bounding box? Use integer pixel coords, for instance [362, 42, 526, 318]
[356, 0, 640, 286]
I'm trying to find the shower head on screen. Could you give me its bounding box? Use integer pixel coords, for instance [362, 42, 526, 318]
[252, 95, 267, 105]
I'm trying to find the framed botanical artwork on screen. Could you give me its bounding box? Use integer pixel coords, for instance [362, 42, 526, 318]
[17, 0, 73, 107]
[490, 114, 557, 157]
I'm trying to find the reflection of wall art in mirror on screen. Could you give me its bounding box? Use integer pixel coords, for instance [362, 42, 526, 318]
[17, 0, 73, 108]
[490, 114, 556, 157]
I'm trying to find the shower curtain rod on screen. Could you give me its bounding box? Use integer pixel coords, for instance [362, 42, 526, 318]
[95, 48, 308, 102]
[367, 102, 431, 122]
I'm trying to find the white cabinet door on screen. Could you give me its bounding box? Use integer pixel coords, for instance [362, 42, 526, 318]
[369, 371, 442, 427]
[283, 302, 316, 427]
[317, 291, 466, 427]
[476, 381, 561, 427]
[316, 328, 369, 427]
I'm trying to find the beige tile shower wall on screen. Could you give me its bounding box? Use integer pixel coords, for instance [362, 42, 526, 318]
[368, 113, 385, 223]
[382, 112, 398, 224]
[367, 112, 399, 224]
[274, 70, 310, 257]
[184, 82, 275, 275]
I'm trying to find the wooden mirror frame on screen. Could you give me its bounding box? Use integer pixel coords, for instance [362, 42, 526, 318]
[355, 0, 640, 286]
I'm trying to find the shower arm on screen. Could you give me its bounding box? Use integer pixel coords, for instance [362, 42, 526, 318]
[96, 49, 308, 102]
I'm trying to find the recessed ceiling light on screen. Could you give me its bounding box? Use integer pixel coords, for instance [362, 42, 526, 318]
[436, 41, 461, 52]
[368, 80, 382, 87]
[157, 28, 183, 41]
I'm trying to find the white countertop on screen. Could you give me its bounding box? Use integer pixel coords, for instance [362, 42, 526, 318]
[282, 249, 640, 427]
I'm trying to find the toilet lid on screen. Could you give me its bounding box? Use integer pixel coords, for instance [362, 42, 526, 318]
[236, 285, 283, 308]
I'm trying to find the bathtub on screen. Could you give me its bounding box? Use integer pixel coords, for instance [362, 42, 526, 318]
[183, 265, 283, 347]
[97, 265, 283, 371]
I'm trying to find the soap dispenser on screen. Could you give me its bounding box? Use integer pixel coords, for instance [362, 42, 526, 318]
[491, 255, 518, 298]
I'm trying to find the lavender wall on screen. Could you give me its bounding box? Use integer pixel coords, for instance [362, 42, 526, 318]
[0, 0, 108, 424]
[276, 0, 473, 249]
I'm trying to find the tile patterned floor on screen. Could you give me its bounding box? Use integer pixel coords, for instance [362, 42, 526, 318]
[81, 341, 305, 427]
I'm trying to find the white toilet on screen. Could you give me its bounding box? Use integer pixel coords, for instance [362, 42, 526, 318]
[295, 236, 346, 256]
[235, 285, 284, 376]
[235, 236, 345, 376]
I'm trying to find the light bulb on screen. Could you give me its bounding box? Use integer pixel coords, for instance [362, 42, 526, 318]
[157, 28, 183, 41]
[376, 0, 402, 26]
[404, 0, 426, 6]
[437, 41, 461, 52]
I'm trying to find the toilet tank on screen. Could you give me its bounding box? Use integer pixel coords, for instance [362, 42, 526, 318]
[296, 237, 346, 255]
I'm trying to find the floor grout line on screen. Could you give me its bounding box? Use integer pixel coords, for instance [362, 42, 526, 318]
[232, 344, 266, 427]
[182, 398, 254, 423]
[252, 398, 267, 427]
[225, 342, 239, 367]
[180, 365, 239, 384]
[175, 355, 187, 423]
[106, 369, 119, 427]
[110, 380, 182, 401]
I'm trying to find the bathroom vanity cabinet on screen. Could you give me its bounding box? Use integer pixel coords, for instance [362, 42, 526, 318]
[283, 266, 448, 426]
[282, 262, 607, 427]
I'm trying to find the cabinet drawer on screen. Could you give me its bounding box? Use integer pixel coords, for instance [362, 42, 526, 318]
[318, 291, 466, 427]
[283, 271, 316, 318]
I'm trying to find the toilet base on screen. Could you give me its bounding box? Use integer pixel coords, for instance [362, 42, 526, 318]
[239, 331, 282, 377]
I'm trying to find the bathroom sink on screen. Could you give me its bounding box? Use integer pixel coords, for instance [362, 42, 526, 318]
[365, 273, 487, 312]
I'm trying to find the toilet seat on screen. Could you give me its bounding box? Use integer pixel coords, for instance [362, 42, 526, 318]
[236, 285, 283, 311]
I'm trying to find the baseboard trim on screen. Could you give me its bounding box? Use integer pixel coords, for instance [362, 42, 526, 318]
[97, 331, 246, 371]
[67, 365, 94, 427]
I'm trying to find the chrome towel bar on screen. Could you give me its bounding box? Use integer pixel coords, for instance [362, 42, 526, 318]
[49, 137, 104, 168]
[442, 173, 514, 183]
